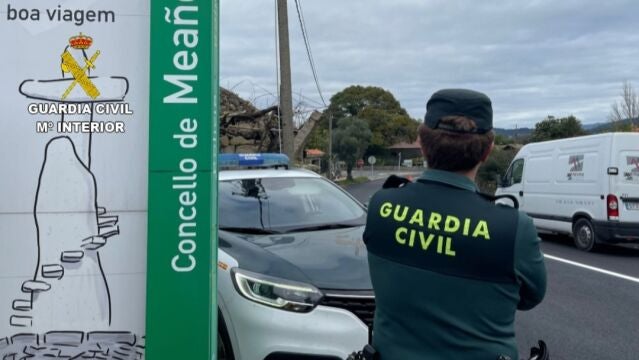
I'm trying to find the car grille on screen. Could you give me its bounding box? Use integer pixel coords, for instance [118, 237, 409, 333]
[320, 292, 375, 328]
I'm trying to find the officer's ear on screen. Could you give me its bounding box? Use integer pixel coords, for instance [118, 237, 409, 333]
[480, 142, 494, 163]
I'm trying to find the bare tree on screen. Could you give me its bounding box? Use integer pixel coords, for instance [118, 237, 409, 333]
[609, 81, 639, 130]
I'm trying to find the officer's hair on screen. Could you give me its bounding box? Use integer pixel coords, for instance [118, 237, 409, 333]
[418, 116, 495, 172]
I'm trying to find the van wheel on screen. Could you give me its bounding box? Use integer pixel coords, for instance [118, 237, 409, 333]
[573, 218, 597, 252]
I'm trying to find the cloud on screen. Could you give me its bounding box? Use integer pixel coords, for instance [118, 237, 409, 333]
[221, 0, 639, 128]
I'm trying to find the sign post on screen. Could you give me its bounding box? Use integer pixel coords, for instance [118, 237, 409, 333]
[0, 2, 217, 359]
[147, 1, 218, 359]
[368, 155, 376, 178]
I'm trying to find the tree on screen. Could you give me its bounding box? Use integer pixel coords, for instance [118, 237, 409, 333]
[358, 107, 419, 150]
[477, 147, 517, 194]
[333, 117, 372, 180]
[306, 85, 419, 156]
[530, 115, 585, 142]
[323, 85, 408, 121]
[609, 81, 639, 131]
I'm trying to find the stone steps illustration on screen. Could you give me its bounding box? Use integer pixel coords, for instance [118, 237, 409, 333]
[60, 250, 84, 263]
[10, 299, 33, 327]
[8, 315, 32, 327]
[41, 264, 64, 279]
[21, 281, 50, 293]
[81, 236, 107, 251]
[11, 300, 31, 312]
[99, 225, 120, 239]
[98, 214, 119, 227]
[9, 206, 118, 329]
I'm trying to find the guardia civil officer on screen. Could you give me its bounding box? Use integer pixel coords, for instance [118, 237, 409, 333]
[363, 89, 547, 360]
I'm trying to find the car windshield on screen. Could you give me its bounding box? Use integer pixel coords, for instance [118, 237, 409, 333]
[219, 177, 366, 233]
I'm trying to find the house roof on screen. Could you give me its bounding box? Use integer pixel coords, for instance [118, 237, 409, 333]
[305, 148, 325, 157]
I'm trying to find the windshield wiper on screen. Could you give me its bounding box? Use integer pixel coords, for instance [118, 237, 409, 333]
[219, 227, 281, 235]
[285, 223, 364, 233]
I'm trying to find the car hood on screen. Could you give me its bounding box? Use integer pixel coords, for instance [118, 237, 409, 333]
[219, 226, 372, 291]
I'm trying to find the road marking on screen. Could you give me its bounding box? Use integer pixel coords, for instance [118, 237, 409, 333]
[545, 254, 639, 284]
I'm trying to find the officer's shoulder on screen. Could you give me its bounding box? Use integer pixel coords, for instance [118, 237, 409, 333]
[516, 210, 535, 228]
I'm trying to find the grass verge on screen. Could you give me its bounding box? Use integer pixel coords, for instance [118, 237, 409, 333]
[336, 176, 369, 186]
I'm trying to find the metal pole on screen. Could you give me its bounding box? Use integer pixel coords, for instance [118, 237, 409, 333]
[328, 113, 333, 179]
[274, 0, 282, 154]
[277, 0, 295, 160]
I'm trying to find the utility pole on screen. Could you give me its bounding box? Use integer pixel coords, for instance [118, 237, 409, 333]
[328, 113, 333, 179]
[277, 0, 295, 160]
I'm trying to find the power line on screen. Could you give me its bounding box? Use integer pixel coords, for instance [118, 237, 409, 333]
[292, 0, 333, 177]
[294, 0, 327, 107]
[222, 79, 325, 110]
[296, 0, 325, 106]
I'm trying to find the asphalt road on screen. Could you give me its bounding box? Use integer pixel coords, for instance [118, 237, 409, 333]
[346, 179, 639, 360]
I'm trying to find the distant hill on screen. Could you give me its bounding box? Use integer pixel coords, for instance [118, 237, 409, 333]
[495, 118, 636, 139]
[494, 127, 533, 138]
[586, 119, 636, 133]
[583, 122, 604, 131]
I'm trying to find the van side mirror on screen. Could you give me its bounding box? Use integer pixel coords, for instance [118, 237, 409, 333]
[494, 195, 519, 209]
[497, 175, 509, 188]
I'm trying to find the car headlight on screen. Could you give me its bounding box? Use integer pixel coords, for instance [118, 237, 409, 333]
[231, 268, 323, 313]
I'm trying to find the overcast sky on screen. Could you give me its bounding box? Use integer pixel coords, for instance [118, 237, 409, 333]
[220, 0, 639, 128]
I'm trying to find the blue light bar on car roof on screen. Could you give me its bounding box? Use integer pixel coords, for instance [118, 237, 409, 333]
[219, 153, 289, 169]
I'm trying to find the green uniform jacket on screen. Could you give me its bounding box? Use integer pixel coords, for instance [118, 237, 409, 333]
[364, 170, 546, 360]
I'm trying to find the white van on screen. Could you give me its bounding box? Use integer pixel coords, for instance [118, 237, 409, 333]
[496, 133, 639, 251]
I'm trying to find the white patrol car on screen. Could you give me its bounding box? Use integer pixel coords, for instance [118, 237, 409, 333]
[216, 154, 373, 360]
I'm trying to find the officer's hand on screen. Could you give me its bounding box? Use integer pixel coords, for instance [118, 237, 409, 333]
[382, 175, 411, 189]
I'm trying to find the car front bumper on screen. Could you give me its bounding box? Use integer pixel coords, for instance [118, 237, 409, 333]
[224, 297, 369, 360]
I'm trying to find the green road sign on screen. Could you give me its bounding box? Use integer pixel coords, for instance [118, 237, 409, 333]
[147, 1, 219, 359]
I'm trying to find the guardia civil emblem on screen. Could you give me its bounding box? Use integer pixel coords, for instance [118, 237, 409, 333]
[61, 33, 101, 100]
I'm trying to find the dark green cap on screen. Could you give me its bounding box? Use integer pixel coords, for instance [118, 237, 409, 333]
[424, 89, 493, 134]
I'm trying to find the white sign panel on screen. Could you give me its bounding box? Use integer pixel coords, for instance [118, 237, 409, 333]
[0, 1, 149, 358]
